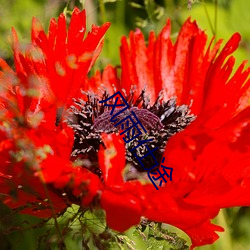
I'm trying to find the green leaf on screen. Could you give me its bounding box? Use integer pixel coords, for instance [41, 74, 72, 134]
[133, 221, 189, 250]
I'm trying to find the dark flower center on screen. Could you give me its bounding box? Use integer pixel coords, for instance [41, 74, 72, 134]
[66, 87, 196, 180]
[93, 107, 164, 133]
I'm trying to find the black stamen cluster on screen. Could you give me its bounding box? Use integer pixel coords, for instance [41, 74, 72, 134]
[66, 86, 195, 179]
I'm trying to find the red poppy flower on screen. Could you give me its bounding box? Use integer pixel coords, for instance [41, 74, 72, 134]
[0, 8, 109, 217]
[86, 19, 250, 249]
[0, 7, 250, 250]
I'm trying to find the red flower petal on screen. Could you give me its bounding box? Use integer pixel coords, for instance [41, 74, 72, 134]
[84, 65, 120, 95]
[93, 18, 250, 249]
[99, 133, 126, 186]
[101, 189, 142, 232]
[13, 7, 110, 111]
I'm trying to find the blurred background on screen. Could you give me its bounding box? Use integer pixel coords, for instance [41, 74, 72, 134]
[0, 0, 250, 249]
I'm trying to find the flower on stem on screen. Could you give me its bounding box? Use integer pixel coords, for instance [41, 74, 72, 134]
[0, 7, 109, 217]
[87, 19, 250, 249]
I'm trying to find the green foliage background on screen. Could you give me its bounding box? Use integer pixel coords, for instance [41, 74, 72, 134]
[0, 0, 250, 249]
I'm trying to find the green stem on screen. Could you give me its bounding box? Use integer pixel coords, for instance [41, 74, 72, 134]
[214, 0, 218, 41]
[41, 179, 64, 245]
[202, 0, 215, 36]
[164, 0, 174, 9]
[116, 0, 126, 25]
[99, 0, 107, 23]
[216, 209, 234, 250]
[79, 0, 86, 10]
